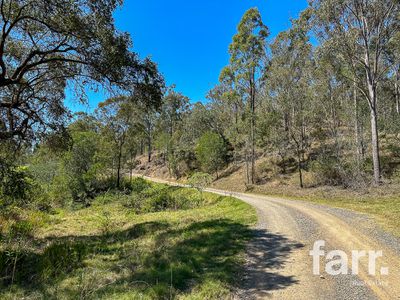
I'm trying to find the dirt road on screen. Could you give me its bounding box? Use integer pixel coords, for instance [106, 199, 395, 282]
[138, 175, 400, 299]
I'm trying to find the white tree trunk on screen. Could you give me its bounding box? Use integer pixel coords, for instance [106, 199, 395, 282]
[367, 80, 381, 184]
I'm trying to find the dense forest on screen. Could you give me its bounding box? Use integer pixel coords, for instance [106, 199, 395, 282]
[1, 0, 400, 299]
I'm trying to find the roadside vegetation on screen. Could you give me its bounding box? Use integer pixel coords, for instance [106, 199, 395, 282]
[258, 184, 400, 237]
[0, 0, 399, 298]
[0, 178, 256, 299]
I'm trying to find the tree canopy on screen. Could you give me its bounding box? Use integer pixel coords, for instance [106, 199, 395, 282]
[0, 0, 164, 144]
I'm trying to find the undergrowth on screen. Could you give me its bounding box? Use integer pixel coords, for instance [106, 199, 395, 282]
[0, 178, 256, 299]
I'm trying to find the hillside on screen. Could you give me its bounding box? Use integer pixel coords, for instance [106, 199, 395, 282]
[133, 152, 400, 237]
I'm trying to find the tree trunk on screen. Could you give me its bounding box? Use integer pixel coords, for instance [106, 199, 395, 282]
[140, 140, 144, 155]
[297, 150, 304, 189]
[370, 107, 381, 184]
[245, 150, 250, 184]
[365, 58, 381, 184]
[353, 82, 363, 165]
[117, 145, 122, 189]
[250, 112, 255, 184]
[129, 150, 135, 182]
[395, 73, 399, 115]
[250, 75, 256, 184]
[147, 136, 152, 163]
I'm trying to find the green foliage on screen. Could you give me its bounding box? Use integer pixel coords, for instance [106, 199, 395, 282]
[63, 130, 103, 203]
[0, 0, 164, 144]
[0, 182, 256, 299]
[310, 155, 368, 188]
[130, 177, 152, 194]
[195, 132, 227, 176]
[188, 172, 213, 202]
[0, 164, 37, 208]
[188, 173, 213, 191]
[229, 8, 268, 77]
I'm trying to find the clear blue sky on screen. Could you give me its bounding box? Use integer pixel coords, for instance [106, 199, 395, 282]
[66, 0, 308, 113]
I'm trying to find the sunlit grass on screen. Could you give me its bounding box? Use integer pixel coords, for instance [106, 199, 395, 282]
[253, 185, 400, 237]
[0, 182, 256, 299]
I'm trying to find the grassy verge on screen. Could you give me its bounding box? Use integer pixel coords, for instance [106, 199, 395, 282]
[0, 181, 256, 299]
[249, 184, 400, 237]
[207, 162, 400, 237]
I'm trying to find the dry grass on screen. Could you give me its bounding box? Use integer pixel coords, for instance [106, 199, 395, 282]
[133, 152, 400, 237]
[210, 160, 400, 237]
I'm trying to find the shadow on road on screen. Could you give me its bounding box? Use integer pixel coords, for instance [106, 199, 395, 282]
[239, 229, 304, 299]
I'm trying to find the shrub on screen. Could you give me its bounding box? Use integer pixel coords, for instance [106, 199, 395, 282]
[310, 155, 368, 188]
[0, 164, 38, 208]
[195, 132, 227, 176]
[124, 181, 203, 213]
[62, 131, 103, 204]
[142, 189, 174, 212]
[130, 177, 151, 194]
[188, 172, 212, 200]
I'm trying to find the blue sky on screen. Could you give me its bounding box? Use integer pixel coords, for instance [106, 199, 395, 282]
[66, 0, 308, 113]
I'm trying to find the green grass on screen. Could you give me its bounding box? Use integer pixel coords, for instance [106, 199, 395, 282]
[251, 184, 400, 237]
[291, 193, 400, 237]
[0, 181, 256, 299]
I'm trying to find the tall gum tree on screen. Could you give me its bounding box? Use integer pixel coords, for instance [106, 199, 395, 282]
[310, 0, 400, 184]
[227, 7, 269, 184]
[268, 15, 314, 188]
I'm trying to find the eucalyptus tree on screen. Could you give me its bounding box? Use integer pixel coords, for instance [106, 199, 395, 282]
[142, 106, 158, 163]
[226, 7, 269, 184]
[385, 30, 400, 115]
[310, 0, 400, 184]
[209, 68, 245, 165]
[96, 97, 135, 188]
[179, 102, 218, 150]
[155, 89, 189, 171]
[0, 0, 164, 144]
[159, 89, 190, 138]
[313, 49, 352, 160]
[268, 17, 315, 188]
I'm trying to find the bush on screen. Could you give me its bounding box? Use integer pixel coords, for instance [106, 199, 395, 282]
[142, 189, 175, 212]
[195, 132, 227, 176]
[130, 177, 151, 194]
[310, 155, 368, 188]
[62, 131, 103, 204]
[123, 181, 203, 213]
[0, 163, 38, 208]
[188, 172, 212, 200]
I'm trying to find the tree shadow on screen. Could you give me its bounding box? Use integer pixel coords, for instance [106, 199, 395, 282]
[0, 221, 169, 290]
[1, 218, 302, 299]
[96, 219, 302, 298]
[91, 219, 253, 298]
[240, 229, 304, 299]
